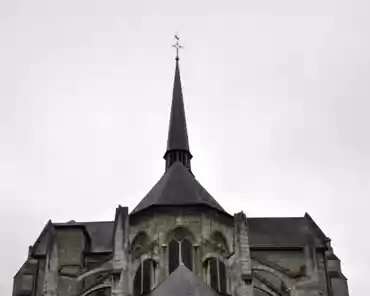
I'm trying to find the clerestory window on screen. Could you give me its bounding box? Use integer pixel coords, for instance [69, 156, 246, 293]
[168, 227, 193, 273]
[203, 257, 227, 294]
[133, 259, 156, 296]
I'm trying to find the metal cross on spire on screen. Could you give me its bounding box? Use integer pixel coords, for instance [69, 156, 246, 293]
[173, 34, 183, 60]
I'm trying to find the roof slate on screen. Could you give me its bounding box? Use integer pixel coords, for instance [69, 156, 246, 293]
[131, 162, 227, 215]
[149, 264, 220, 296]
[166, 59, 190, 152]
[53, 221, 114, 253]
[83, 221, 114, 253]
[247, 217, 325, 247]
[31, 215, 327, 256]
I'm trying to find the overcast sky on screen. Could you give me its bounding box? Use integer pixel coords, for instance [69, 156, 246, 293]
[1, 0, 369, 295]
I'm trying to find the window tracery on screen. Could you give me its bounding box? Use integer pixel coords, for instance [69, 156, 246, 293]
[168, 227, 193, 273]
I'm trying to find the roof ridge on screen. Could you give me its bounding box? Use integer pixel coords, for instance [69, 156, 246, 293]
[53, 220, 114, 225]
[247, 216, 304, 219]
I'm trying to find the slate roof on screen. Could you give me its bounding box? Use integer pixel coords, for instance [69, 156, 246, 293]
[166, 58, 190, 152]
[149, 264, 220, 296]
[247, 217, 327, 247]
[82, 221, 115, 253]
[31, 214, 327, 256]
[32, 221, 114, 256]
[130, 162, 227, 215]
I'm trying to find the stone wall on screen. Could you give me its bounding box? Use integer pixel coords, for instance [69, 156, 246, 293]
[251, 248, 331, 296]
[12, 209, 349, 296]
[129, 208, 234, 293]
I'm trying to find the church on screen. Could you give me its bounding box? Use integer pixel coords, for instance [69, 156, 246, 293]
[12, 43, 350, 296]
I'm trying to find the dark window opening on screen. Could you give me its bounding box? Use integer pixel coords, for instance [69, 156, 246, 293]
[204, 257, 227, 294]
[169, 240, 180, 274]
[219, 259, 227, 293]
[181, 239, 193, 271]
[210, 258, 218, 290]
[133, 259, 155, 296]
[168, 228, 193, 274]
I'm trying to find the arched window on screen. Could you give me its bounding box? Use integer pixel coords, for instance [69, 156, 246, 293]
[168, 227, 193, 273]
[203, 257, 227, 294]
[133, 259, 156, 296]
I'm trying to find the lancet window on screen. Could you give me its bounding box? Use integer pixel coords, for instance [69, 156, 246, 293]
[133, 259, 156, 296]
[168, 227, 193, 273]
[203, 257, 227, 294]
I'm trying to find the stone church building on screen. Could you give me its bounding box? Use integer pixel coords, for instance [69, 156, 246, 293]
[13, 53, 349, 296]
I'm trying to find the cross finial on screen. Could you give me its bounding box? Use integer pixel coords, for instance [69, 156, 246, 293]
[173, 34, 183, 61]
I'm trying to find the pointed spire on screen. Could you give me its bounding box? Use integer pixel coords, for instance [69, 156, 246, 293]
[164, 37, 192, 171]
[167, 58, 190, 152]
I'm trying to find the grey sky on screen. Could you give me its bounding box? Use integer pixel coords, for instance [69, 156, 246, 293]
[0, 0, 369, 295]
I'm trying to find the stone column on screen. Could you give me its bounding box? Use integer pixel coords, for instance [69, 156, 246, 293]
[43, 236, 59, 296]
[233, 212, 253, 296]
[111, 206, 129, 296]
[304, 244, 315, 279]
[160, 244, 168, 282]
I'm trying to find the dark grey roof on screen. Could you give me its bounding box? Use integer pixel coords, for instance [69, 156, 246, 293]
[82, 221, 115, 253]
[32, 221, 114, 256]
[248, 217, 326, 247]
[54, 221, 114, 253]
[131, 162, 226, 215]
[31, 214, 327, 256]
[72, 216, 325, 251]
[166, 59, 190, 152]
[149, 264, 220, 296]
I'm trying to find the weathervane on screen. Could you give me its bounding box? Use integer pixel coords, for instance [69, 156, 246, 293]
[173, 34, 183, 60]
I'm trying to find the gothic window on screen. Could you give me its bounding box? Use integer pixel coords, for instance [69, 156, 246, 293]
[181, 238, 193, 270]
[133, 259, 156, 296]
[169, 239, 179, 273]
[203, 257, 227, 294]
[168, 227, 193, 273]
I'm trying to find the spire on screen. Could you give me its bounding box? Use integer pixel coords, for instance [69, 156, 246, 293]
[164, 36, 192, 171]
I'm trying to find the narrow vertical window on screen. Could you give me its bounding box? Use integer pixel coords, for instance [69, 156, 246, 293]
[181, 239, 193, 271]
[204, 257, 227, 294]
[219, 259, 227, 294]
[133, 264, 142, 296]
[209, 258, 218, 290]
[142, 260, 152, 293]
[133, 259, 155, 296]
[168, 227, 194, 274]
[169, 240, 180, 274]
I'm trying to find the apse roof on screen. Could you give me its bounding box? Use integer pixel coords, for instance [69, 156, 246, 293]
[130, 161, 227, 215]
